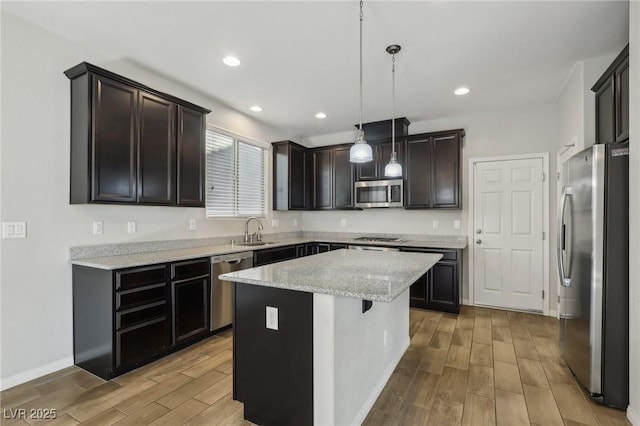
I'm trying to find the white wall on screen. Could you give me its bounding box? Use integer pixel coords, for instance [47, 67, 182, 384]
[0, 12, 302, 388]
[627, 3, 639, 424]
[305, 104, 559, 306]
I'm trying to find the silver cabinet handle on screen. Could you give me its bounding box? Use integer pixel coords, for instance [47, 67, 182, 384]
[476, 239, 482, 244]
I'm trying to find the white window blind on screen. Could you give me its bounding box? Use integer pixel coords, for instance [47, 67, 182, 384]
[206, 129, 266, 218]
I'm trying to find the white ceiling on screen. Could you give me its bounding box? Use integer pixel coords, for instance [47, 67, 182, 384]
[2, 1, 629, 140]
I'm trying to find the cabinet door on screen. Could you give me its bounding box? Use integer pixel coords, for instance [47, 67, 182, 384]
[316, 243, 331, 254]
[295, 244, 307, 258]
[405, 138, 432, 208]
[91, 75, 138, 202]
[355, 142, 379, 181]
[428, 261, 459, 313]
[138, 92, 176, 204]
[177, 105, 205, 206]
[615, 58, 629, 142]
[333, 145, 355, 209]
[595, 76, 616, 144]
[172, 276, 209, 345]
[431, 134, 460, 208]
[409, 272, 430, 309]
[290, 144, 308, 210]
[329, 243, 348, 251]
[379, 140, 405, 179]
[313, 149, 333, 209]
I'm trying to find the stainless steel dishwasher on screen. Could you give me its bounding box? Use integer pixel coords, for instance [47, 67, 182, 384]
[210, 251, 253, 331]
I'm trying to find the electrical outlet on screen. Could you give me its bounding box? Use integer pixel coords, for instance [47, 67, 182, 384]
[453, 220, 461, 230]
[127, 221, 136, 233]
[189, 219, 196, 231]
[93, 221, 103, 235]
[340, 219, 346, 228]
[433, 220, 439, 229]
[293, 218, 298, 227]
[266, 306, 279, 330]
[272, 219, 280, 228]
[2, 222, 27, 239]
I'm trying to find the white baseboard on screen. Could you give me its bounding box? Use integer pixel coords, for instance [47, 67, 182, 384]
[628, 405, 640, 426]
[548, 308, 558, 318]
[462, 298, 470, 305]
[350, 336, 410, 426]
[0, 356, 74, 391]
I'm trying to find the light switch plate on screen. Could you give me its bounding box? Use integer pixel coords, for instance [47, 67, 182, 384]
[293, 219, 298, 227]
[127, 221, 136, 233]
[2, 222, 27, 239]
[93, 221, 103, 235]
[433, 220, 439, 229]
[453, 220, 461, 230]
[340, 219, 347, 228]
[189, 219, 196, 231]
[266, 306, 278, 330]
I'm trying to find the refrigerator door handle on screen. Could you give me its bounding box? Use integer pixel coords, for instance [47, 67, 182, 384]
[557, 186, 572, 287]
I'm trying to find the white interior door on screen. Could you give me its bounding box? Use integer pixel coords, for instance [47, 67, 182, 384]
[473, 157, 544, 312]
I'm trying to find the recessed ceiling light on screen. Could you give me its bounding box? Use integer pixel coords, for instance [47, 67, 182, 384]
[454, 87, 470, 96]
[223, 56, 241, 67]
[315, 112, 327, 119]
[250, 105, 263, 112]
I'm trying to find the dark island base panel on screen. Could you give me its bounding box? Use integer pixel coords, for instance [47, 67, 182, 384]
[233, 283, 313, 426]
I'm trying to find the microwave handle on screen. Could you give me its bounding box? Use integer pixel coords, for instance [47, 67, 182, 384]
[387, 185, 392, 203]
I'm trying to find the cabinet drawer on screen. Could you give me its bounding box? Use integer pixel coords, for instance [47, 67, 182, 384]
[116, 301, 167, 330]
[116, 283, 167, 310]
[253, 246, 297, 266]
[115, 265, 167, 291]
[400, 247, 457, 261]
[171, 258, 209, 281]
[115, 317, 169, 369]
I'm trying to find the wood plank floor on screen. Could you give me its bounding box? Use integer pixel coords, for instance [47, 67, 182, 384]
[0, 307, 630, 425]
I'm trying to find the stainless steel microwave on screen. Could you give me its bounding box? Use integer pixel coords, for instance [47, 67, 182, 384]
[354, 179, 403, 208]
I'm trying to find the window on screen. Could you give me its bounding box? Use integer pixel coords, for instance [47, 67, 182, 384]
[206, 128, 266, 218]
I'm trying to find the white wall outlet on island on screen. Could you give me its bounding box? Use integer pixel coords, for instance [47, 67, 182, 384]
[127, 221, 136, 233]
[189, 219, 196, 231]
[432, 220, 439, 229]
[272, 219, 280, 228]
[93, 221, 103, 235]
[2, 222, 27, 239]
[454, 220, 461, 230]
[293, 218, 298, 227]
[266, 306, 278, 331]
[340, 219, 346, 228]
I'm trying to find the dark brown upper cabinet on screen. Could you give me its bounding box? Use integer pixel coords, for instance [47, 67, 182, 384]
[313, 147, 333, 210]
[355, 140, 406, 181]
[311, 144, 356, 210]
[65, 62, 210, 207]
[332, 145, 355, 209]
[272, 141, 312, 210]
[405, 130, 463, 209]
[592, 45, 629, 145]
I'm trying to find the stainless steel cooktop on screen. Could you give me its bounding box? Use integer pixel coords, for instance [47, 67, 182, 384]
[353, 236, 404, 243]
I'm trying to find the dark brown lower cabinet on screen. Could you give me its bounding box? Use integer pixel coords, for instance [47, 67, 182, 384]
[172, 276, 209, 345]
[401, 248, 461, 314]
[72, 257, 211, 380]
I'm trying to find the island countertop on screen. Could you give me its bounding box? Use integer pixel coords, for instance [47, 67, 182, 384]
[218, 249, 442, 302]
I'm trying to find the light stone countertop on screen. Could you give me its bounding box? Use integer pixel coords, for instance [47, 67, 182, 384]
[69, 234, 466, 270]
[219, 249, 443, 302]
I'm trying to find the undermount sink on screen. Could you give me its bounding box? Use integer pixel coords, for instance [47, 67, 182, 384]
[238, 241, 275, 247]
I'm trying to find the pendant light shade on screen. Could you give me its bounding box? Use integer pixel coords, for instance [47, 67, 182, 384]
[384, 44, 402, 177]
[350, 131, 373, 163]
[350, 0, 373, 164]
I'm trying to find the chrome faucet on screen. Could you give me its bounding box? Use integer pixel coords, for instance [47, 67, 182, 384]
[244, 217, 264, 243]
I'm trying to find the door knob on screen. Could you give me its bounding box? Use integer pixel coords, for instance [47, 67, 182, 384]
[476, 239, 482, 244]
[476, 229, 482, 234]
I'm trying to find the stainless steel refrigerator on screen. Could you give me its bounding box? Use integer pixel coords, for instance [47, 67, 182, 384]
[557, 143, 629, 408]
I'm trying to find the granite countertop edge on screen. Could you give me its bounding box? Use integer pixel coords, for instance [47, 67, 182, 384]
[70, 236, 466, 270]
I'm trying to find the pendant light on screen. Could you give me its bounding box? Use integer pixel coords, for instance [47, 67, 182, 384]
[384, 44, 402, 177]
[349, 0, 373, 163]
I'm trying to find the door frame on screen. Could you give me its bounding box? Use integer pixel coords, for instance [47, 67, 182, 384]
[468, 152, 551, 316]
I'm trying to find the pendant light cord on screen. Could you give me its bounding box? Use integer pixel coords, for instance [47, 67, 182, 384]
[359, 0, 364, 135]
[391, 51, 396, 157]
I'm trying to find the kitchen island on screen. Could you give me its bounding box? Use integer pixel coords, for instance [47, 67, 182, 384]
[219, 249, 442, 426]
